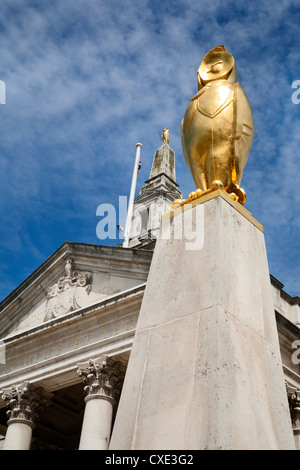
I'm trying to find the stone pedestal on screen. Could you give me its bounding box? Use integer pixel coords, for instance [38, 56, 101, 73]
[110, 191, 295, 450]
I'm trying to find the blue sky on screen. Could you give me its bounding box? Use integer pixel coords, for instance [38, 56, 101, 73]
[0, 0, 299, 300]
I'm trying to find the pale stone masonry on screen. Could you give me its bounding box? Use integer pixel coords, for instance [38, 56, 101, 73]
[110, 193, 296, 450]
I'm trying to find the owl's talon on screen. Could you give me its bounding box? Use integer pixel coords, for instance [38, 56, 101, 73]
[189, 189, 203, 201]
[229, 184, 246, 205]
[210, 180, 224, 190]
[229, 192, 239, 203]
[169, 199, 185, 210]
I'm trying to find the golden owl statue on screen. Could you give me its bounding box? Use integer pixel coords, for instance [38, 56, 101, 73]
[180, 45, 254, 205]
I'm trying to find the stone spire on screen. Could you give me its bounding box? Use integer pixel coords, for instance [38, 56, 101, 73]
[140, 132, 179, 195]
[149, 139, 176, 182]
[125, 130, 182, 249]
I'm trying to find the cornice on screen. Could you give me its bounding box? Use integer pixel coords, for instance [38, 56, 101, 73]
[271, 274, 300, 307]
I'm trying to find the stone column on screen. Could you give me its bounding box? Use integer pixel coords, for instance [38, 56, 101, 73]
[287, 385, 300, 450]
[77, 356, 122, 450]
[1, 382, 51, 450]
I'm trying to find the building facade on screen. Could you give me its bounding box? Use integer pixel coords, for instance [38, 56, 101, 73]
[0, 140, 299, 450]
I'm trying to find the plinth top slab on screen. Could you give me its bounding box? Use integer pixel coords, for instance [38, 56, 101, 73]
[162, 189, 263, 232]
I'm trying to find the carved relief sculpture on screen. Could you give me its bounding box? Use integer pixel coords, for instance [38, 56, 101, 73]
[44, 259, 92, 322]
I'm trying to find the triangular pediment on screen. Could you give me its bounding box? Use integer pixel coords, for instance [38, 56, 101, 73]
[0, 242, 152, 338]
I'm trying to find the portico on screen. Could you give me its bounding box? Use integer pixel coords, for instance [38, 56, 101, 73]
[0, 242, 152, 450]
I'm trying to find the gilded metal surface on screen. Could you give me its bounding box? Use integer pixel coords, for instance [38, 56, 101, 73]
[177, 45, 254, 208]
[162, 128, 169, 144]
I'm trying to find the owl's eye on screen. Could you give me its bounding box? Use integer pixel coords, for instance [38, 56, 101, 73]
[207, 60, 223, 73]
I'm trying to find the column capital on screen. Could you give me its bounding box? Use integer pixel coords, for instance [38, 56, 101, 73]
[1, 381, 52, 428]
[77, 355, 123, 404]
[286, 383, 300, 429]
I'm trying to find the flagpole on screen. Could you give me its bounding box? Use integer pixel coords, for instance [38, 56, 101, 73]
[123, 143, 142, 248]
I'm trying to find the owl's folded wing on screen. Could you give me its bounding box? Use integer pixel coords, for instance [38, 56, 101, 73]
[233, 83, 254, 140]
[181, 118, 189, 167]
